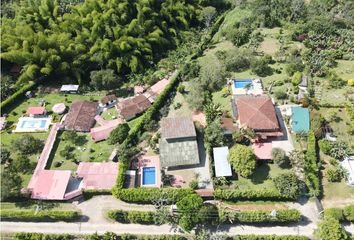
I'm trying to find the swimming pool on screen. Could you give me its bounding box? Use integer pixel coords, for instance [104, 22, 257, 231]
[142, 167, 156, 185]
[14, 117, 51, 132]
[234, 79, 253, 89]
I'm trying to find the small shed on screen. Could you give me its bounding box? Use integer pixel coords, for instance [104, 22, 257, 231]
[26, 107, 46, 117]
[213, 147, 232, 177]
[100, 95, 117, 108]
[60, 84, 79, 93]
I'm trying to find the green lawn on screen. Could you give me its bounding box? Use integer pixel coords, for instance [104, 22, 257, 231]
[48, 132, 113, 171]
[322, 179, 354, 200]
[212, 88, 232, 114]
[167, 82, 193, 118]
[101, 107, 119, 120]
[1, 201, 76, 211]
[319, 107, 354, 147]
[228, 163, 292, 191]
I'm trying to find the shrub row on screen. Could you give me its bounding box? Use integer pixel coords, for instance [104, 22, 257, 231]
[305, 131, 320, 197]
[214, 189, 295, 201]
[82, 189, 111, 200]
[231, 235, 309, 240]
[220, 209, 301, 224]
[107, 209, 158, 224]
[0, 81, 36, 113]
[13, 232, 187, 240]
[112, 187, 194, 204]
[323, 205, 354, 222]
[1, 210, 80, 222]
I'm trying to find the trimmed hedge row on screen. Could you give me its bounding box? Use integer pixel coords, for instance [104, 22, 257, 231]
[231, 236, 309, 240]
[305, 131, 320, 197]
[82, 189, 111, 200]
[0, 81, 36, 113]
[112, 187, 194, 204]
[324, 205, 354, 222]
[107, 209, 158, 224]
[214, 189, 295, 201]
[14, 233, 187, 240]
[1, 210, 80, 222]
[221, 209, 301, 224]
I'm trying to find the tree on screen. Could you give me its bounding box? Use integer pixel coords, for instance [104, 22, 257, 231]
[251, 57, 273, 77]
[11, 134, 43, 155]
[198, 203, 219, 226]
[1, 168, 22, 201]
[90, 69, 119, 90]
[204, 119, 224, 149]
[12, 154, 31, 173]
[60, 145, 75, 160]
[1, 148, 11, 165]
[108, 123, 130, 145]
[273, 172, 300, 199]
[271, 148, 288, 167]
[292, 71, 302, 86]
[199, 58, 227, 92]
[187, 80, 205, 111]
[176, 194, 204, 232]
[232, 128, 256, 145]
[228, 144, 256, 178]
[315, 217, 349, 240]
[288, 150, 306, 181]
[227, 27, 251, 47]
[274, 88, 287, 100]
[202, 6, 217, 28]
[62, 131, 79, 144]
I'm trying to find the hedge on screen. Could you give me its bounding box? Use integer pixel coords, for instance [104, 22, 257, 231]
[231, 235, 309, 240]
[82, 189, 111, 200]
[0, 81, 36, 113]
[107, 209, 158, 224]
[305, 130, 320, 197]
[324, 205, 354, 222]
[0, 210, 80, 222]
[221, 209, 301, 224]
[13, 233, 187, 240]
[112, 187, 194, 204]
[214, 189, 295, 201]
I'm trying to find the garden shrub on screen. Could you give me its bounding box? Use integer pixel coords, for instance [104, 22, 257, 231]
[325, 167, 343, 182]
[107, 209, 158, 224]
[214, 189, 296, 201]
[323, 205, 354, 222]
[14, 233, 73, 240]
[232, 235, 309, 240]
[221, 209, 301, 223]
[273, 172, 300, 199]
[0, 210, 80, 222]
[112, 187, 194, 204]
[82, 189, 111, 200]
[318, 139, 332, 155]
[305, 131, 320, 197]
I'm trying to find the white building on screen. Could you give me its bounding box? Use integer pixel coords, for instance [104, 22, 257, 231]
[341, 156, 354, 186]
[213, 147, 232, 177]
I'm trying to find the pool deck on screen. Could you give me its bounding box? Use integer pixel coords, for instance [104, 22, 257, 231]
[231, 79, 264, 96]
[137, 155, 161, 188]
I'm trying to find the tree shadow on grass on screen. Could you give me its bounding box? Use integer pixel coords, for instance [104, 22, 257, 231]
[250, 163, 270, 185]
[75, 135, 88, 146]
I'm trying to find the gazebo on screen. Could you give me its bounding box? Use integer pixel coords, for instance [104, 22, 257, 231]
[52, 103, 66, 114]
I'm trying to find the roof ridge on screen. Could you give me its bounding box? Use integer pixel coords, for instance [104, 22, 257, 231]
[71, 101, 85, 128]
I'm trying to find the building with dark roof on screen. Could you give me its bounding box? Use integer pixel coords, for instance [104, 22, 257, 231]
[63, 101, 98, 132]
[234, 96, 283, 139]
[100, 95, 117, 108]
[159, 117, 200, 168]
[116, 95, 151, 120]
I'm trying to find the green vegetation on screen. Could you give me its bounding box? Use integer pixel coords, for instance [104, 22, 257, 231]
[0, 210, 80, 222]
[228, 144, 256, 178]
[314, 217, 350, 240]
[273, 173, 301, 199]
[305, 131, 320, 197]
[107, 209, 158, 225]
[108, 123, 130, 144]
[214, 189, 295, 202]
[323, 205, 354, 222]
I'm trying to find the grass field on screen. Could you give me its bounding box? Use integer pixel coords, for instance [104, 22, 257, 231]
[48, 132, 113, 171]
[225, 163, 292, 191]
[167, 82, 193, 118]
[1, 201, 76, 211]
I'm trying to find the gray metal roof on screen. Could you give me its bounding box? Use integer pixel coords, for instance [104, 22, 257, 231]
[213, 147, 232, 177]
[60, 85, 79, 92]
[160, 117, 196, 140]
[159, 138, 199, 167]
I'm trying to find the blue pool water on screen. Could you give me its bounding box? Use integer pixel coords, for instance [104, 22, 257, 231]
[142, 167, 156, 185]
[19, 119, 47, 129]
[234, 79, 253, 89]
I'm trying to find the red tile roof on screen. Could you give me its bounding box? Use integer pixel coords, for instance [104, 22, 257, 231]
[221, 118, 239, 133]
[100, 95, 117, 105]
[150, 78, 169, 95]
[116, 95, 151, 120]
[26, 107, 46, 115]
[252, 142, 272, 160]
[63, 101, 98, 132]
[77, 162, 118, 189]
[236, 96, 280, 131]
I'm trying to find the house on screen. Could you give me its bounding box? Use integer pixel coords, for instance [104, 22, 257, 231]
[159, 117, 200, 168]
[76, 162, 119, 189]
[134, 85, 145, 95]
[291, 107, 310, 134]
[62, 101, 98, 132]
[233, 96, 283, 139]
[60, 84, 79, 93]
[341, 156, 354, 186]
[213, 147, 232, 177]
[221, 118, 238, 135]
[26, 107, 46, 117]
[0, 117, 7, 130]
[99, 95, 117, 108]
[116, 95, 151, 120]
[150, 78, 169, 95]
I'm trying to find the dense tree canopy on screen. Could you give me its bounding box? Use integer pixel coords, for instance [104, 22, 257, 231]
[228, 144, 256, 178]
[1, 0, 204, 86]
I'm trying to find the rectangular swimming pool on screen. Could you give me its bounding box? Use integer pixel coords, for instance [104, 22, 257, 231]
[234, 79, 253, 89]
[142, 167, 156, 185]
[14, 117, 51, 132]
